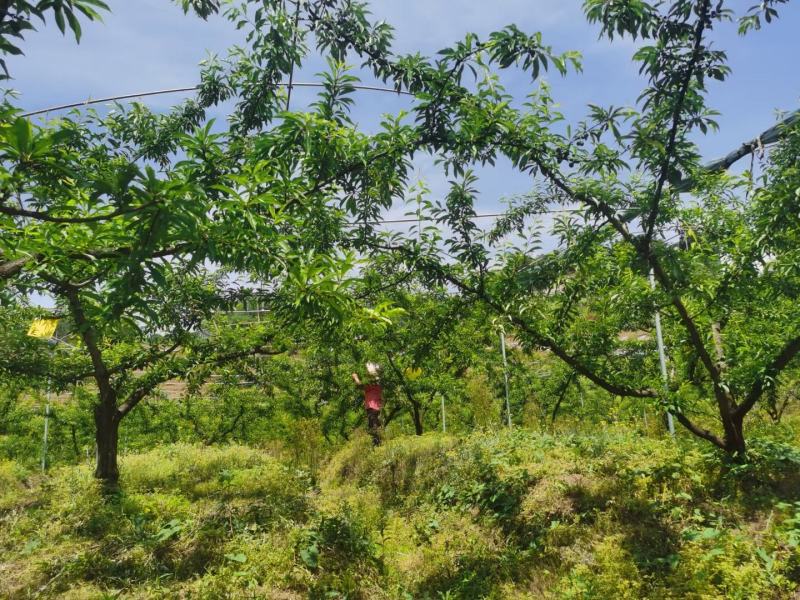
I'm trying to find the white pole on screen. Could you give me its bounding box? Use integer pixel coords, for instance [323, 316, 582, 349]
[500, 332, 512, 427]
[417, 194, 421, 243]
[440, 393, 446, 433]
[41, 383, 51, 471]
[650, 269, 676, 436]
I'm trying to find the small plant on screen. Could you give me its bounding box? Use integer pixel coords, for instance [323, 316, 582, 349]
[154, 518, 184, 543]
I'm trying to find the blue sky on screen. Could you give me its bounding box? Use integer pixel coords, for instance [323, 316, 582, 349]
[9, 0, 800, 225]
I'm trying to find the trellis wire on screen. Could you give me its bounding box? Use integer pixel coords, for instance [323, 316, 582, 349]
[22, 82, 797, 183]
[21, 83, 796, 233]
[20, 82, 414, 118]
[346, 209, 578, 227]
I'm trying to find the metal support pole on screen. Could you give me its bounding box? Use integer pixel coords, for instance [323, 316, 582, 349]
[41, 384, 51, 471]
[500, 332, 512, 427]
[417, 194, 421, 243]
[650, 269, 676, 436]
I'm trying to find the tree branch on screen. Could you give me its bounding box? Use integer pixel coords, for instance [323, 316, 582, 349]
[0, 255, 31, 279]
[370, 240, 658, 399]
[0, 200, 159, 224]
[116, 343, 284, 417]
[526, 151, 723, 393]
[672, 410, 725, 449]
[644, 0, 711, 240]
[59, 283, 115, 405]
[551, 370, 576, 424]
[67, 339, 184, 382]
[208, 405, 247, 445]
[736, 335, 800, 419]
[0, 243, 192, 282]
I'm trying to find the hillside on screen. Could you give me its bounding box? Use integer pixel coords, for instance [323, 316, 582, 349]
[2, 426, 800, 599]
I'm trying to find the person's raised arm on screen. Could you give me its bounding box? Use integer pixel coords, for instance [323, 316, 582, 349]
[351, 372, 362, 386]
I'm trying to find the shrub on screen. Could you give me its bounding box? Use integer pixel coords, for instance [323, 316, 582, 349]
[0, 459, 29, 512]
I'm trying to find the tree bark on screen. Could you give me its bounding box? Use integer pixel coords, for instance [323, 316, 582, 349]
[94, 402, 121, 485]
[384, 352, 425, 435]
[0, 255, 31, 279]
[551, 371, 576, 425]
[722, 412, 746, 457]
[410, 401, 423, 436]
[71, 424, 80, 460]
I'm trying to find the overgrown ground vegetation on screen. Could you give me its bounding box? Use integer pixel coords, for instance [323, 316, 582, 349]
[2, 418, 800, 599]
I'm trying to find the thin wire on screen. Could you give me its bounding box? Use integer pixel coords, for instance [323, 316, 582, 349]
[20, 82, 797, 182]
[346, 208, 580, 227]
[345, 212, 687, 241]
[20, 82, 414, 118]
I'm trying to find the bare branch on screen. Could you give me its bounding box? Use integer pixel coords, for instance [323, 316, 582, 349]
[672, 410, 725, 449]
[736, 335, 800, 418]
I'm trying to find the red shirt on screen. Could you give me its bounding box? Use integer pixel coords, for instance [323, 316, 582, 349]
[364, 384, 383, 411]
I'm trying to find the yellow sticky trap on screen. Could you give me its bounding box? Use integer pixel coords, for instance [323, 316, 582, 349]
[27, 319, 58, 339]
[404, 367, 422, 381]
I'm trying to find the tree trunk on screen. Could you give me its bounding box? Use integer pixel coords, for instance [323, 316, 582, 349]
[551, 371, 576, 425]
[94, 403, 121, 485]
[722, 413, 746, 457]
[384, 353, 424, 436]
[71, 424, 80, 460]
[411, 401, 423, 436]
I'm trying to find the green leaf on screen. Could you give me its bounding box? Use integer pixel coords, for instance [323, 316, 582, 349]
[299, 543, 319, 569]
[54, 7, 67, 34]
[224, 553, 247, 563]
[66, 9, 83, 42]
[9, 118, 33, 154]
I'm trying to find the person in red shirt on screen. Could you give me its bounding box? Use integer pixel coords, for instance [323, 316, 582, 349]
[351, 362, 383, 446]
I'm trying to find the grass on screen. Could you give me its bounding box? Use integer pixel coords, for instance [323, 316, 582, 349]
[1, 427, 799, 598]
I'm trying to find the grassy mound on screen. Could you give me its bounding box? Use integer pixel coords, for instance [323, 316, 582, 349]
[2, 431, 800, 598]
[0, 444, 310, 598]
